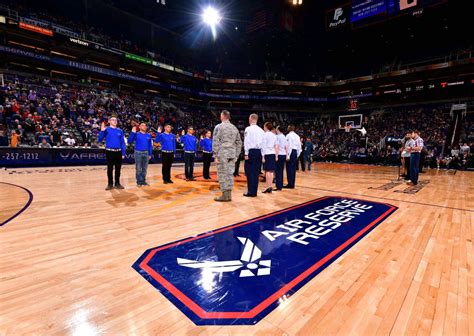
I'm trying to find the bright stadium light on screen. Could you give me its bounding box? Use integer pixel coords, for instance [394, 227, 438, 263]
[202, 6, 222, 39]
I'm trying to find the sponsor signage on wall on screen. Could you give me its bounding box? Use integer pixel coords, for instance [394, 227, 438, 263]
[400, 0, 418, 10]
[326, 4, 350, 30]
[351, 0, 387, 22]
[125, 53, 153, 65]
[18, 22, 53, 36]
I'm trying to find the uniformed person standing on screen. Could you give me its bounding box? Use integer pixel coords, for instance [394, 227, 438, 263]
[98, 116, 126, 190]
[408, 129, 424, 186]
[180, 127, 197, 181]
[284, 124, 302, 189]
[200, 130, 213, 180]
[154, 124, 176, 184]
[243, 114, 264, 197]
[212, 110, 242, 202]
[274, 126, 288, 191]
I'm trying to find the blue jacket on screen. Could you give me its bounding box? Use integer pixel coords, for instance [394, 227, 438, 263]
[98, 127, 126, 156]
[180, 134, 197, 152]
[155, 132, 176, 152]
[128, 131, 153, 155]
[200, 138, 213, 152]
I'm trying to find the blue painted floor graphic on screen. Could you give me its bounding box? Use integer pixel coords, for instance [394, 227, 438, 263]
[132, 196, 397, 325]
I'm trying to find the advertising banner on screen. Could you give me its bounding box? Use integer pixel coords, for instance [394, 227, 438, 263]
[0, 148, 205, 167]
[18, 22, 53, 36]
[351, 0, 387, 22]
[326, 3, 350, 30]
[400, 0, 418, 10]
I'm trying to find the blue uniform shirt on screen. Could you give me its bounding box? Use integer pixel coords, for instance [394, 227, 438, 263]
[128, 131, 153, 155]
[200, 138, 213, 152]
[155, 132, 176, 152]
[180, 134, 197, 152]
[98, 127, 126, 156]
[304, 141, 314, 154]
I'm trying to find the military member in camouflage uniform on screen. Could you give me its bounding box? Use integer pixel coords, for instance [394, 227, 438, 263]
[212, 110, 243, 202]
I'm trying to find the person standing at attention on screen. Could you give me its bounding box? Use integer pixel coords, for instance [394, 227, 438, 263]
[243, 114, 264, 197]
[154, 124, 176, 184]
[128, 122, 153, 187]
[274, 126, 288, 191]
[180, 127, 197, 181]
[261, 122, 279, 194]
[212, 110, 242, 202]
[284, 125, 302, 189]
[200, 130, 213, 180]
[98, 116, 126, 190]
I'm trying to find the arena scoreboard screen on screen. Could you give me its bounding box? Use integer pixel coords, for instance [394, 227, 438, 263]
[351, 0, 448, 23]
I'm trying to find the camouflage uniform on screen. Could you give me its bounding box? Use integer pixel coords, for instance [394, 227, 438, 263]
[213, 120, 242, 193]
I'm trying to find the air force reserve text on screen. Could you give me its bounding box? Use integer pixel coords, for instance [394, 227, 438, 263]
[262, 199, 373, 245]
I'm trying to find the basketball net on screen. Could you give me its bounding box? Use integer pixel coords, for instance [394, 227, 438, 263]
[344, 125, 352, 133]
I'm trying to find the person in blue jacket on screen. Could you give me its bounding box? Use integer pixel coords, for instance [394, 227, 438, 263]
[128, 122, 153, 187]
[154, 124, 176, 184]
[200, 130, 213, 179]
[180, 127, 198, 181]
[98, 116, 126, 190]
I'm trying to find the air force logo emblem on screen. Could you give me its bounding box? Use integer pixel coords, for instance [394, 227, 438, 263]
[133, 196, 397, 325]
[177, 237, 271, 277]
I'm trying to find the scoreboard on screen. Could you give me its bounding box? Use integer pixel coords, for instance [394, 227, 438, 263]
[349, 0, 447, 24]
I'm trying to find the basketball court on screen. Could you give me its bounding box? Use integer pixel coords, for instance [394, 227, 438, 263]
[1, 163, 472, 334]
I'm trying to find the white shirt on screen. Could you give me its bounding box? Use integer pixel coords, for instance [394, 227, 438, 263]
[64, 137, 76, 146]
[286, 131, 302, 157]
[276, 133, 287, 156]
[244, 124, 264, 155]
[261, 131, 277, 156]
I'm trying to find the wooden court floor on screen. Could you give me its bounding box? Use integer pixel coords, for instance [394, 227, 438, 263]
[0, 163, 473, 335]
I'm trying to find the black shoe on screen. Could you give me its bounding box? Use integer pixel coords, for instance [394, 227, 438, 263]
[262, 188, 272, 194]
[114, 184, 124, 189]
[169, 180, 174, 184]
[273, 188, 282, 191]
[164, 181, 170, 184]
[243, 193, 257, 197]
[189, 178, 196, 181]
[105, 184, 114, 191]
[283, 185, 295, 189]
[142, 182, 150, 186]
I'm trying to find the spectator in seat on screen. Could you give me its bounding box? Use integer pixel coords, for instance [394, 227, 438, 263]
[10, 130, 20, 148]
[0, 129, 9, 147]
[64, 134, 76, 147]
[39, 138, 52, 148]
[460, 143, 470, 156]
[451, 146, 460, 158]
[50, 127, 62, 147]
[36, 129, 50, 145]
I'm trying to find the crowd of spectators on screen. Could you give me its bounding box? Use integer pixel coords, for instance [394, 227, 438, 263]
[0, 76, 218, 151]
[1, 75, 473, 169]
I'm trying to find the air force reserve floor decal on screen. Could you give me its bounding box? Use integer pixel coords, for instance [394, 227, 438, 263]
[132, 196, 397, 325]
